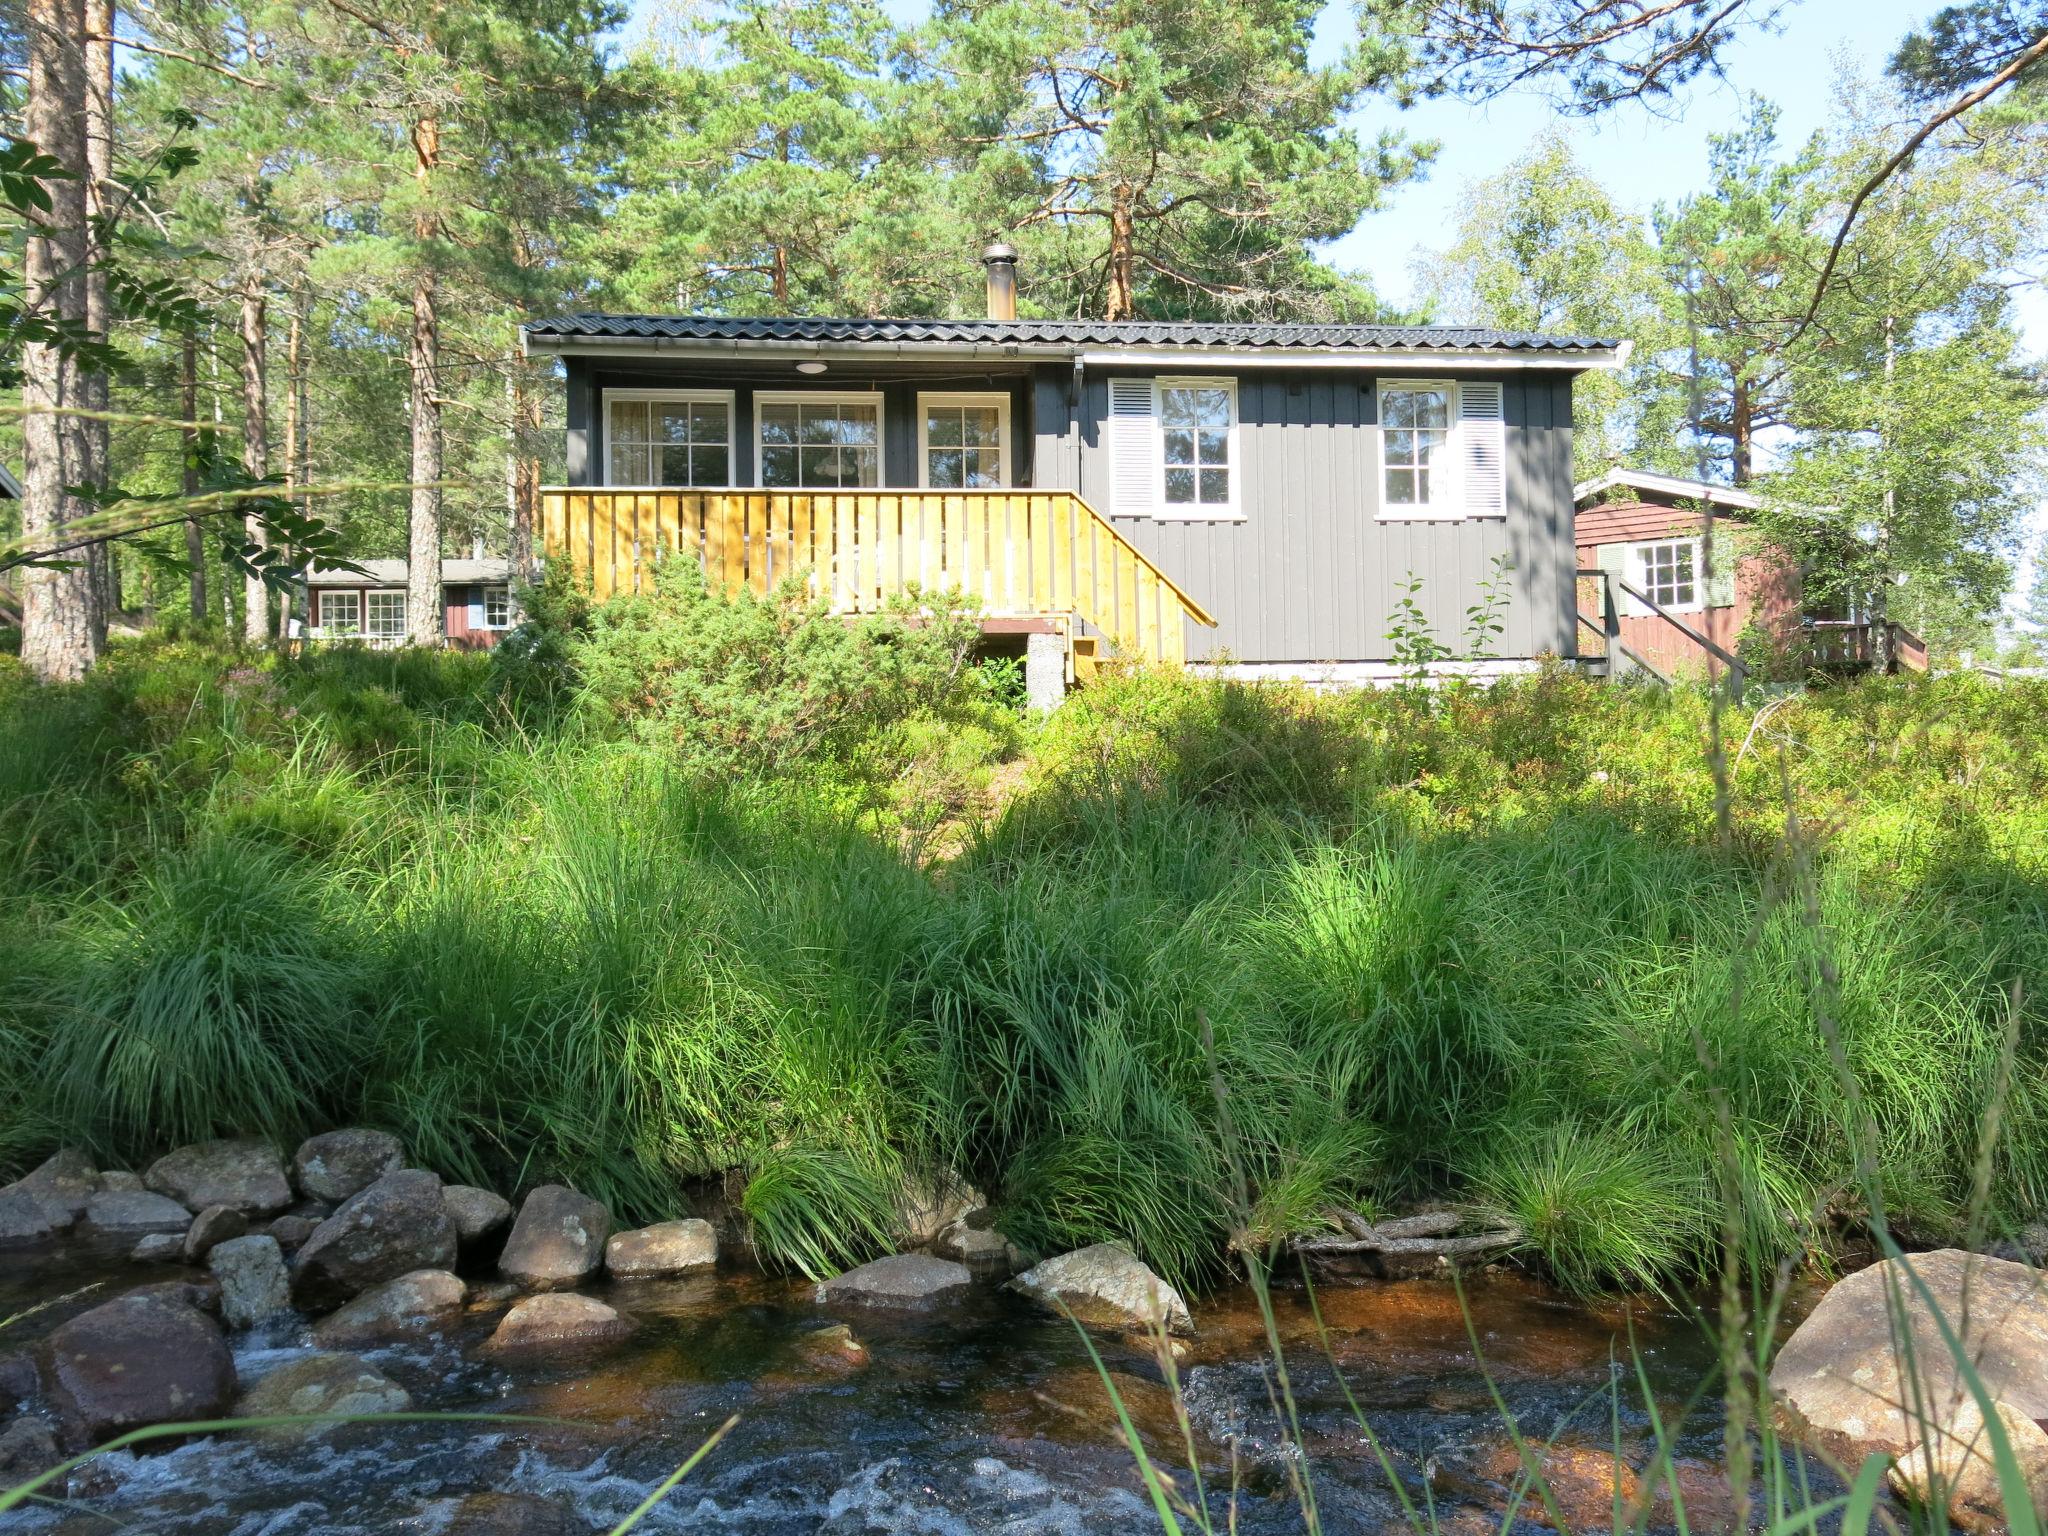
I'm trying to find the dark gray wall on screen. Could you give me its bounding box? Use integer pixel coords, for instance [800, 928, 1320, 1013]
[1037, 368, 1577, 664]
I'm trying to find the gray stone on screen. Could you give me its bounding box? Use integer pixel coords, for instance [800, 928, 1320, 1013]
[145, 1140, 292, 1216]
[130, 1232, 185, 1264]
[0, 1351, 37, 1410]
[1025, 628, 1066, 714]
[497, 1186, 609, 1291]
[83, 1190, 194, 1235]
[124, 1277, 221, 1317]
[39, 1294, 236, 1440]
[0, 1415, 60, 1481]
[182, 1204, 250, 1263]
[793, 1322, 869, 1369]
[893, 1170, 985, 1251]
[1771, 1248, 2048, 1472]
[291, 1129, 404, 1205]
[815, 1254, 972, 1311]
[209, 1235, 292, 1329]
[443, 1185, 514, 1247]
[97, 1170, 144, 1194]
[291, 1169, 456, 1312]
[1010, 1243, 1194, 1335]
[442, 1491, 593, 1536]
[0, 1150, 98, 1242]
[484, 1293, 635, 1352]
[262, 1214, 321, 1253]
[934, 1220, 1021, 1280]
[314, 1269, 465, 1347]
[235, 1352, 410, 1436]
[604, 1219, 716, 1278]
[1887, 1395, 2048, 1527]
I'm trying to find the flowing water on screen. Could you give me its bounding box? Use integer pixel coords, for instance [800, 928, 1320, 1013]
[0, 1242, 1765, 1535]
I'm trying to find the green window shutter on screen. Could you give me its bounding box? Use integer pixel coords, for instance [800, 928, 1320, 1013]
[1703, 534, 1738, 608]
[1595, 541, 1641, 616]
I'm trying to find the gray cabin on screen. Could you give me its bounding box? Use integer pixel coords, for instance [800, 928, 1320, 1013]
[523, 247, 1624, 690]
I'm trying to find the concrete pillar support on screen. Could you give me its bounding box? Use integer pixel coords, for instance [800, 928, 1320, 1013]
[1025, 630, 1067, 714]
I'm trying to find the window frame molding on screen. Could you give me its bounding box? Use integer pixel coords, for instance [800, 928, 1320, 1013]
[364, 588, 408, 640]
[600, 388, 737, 489]
[752, 389, 888, 490]
[317, 589, 361, 633]
[481, 585, 512, 629]
[1150, 375, 1243, 522]
[1628, 536, 1706, 615]
[914, 390, 1012, 490]
[1374, 377, 1463, 522]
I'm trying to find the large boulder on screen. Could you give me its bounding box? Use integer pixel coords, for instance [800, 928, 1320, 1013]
[1770, 1249, 2048, 1470]
[314, 1270, 466, 1347]
[484, 1294, 635, 1353]
[145, 1140, 292, 1217]
[497, 1186, 609, 1291]
[235, 1352, 410, 1436]
[1010, 1243, 1194, 1335]
[291, 1169, 457, 1312]
[444, 1186, 514, 1251]
[815, 1254, 972, 1311]
[182, 1205, 250, 1263]
[209, 1235, 293, 1329]
[291, 1129, 404, 1205]
[0, 1150, 97, 1242]
[604, 1220, 716, 1278]
[1887, 1395, 2048, 1529]
[82, 1190, 193, 1236]
[39, 1293, 237, 1440]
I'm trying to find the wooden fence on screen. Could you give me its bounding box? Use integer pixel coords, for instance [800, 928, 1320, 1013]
[539, 488, 1215, 667]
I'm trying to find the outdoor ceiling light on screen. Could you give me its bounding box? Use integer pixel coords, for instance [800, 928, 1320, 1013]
[795, 360, 828, 375]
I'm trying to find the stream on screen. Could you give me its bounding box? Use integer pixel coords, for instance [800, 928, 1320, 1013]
[1, 1242, 1769, 1535]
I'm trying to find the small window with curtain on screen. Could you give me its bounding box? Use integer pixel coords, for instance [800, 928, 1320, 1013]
[366, 590, 407, 639]
[605, 393, 732, 487]
[757, 394, 883, 488]
[919, 393, 1008, 488]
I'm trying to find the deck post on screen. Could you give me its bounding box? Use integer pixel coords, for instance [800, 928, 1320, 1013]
[1025, 629, 1066, 713]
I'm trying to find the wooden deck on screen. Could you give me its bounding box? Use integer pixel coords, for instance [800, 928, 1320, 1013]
[539, 488, 1215, 668]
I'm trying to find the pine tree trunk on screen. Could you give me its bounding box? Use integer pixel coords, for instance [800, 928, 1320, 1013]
[82, 0, 112, 639]
[406, 112, 445, 647]
[506, 361, 540, 590]
[1105, 186, 1136, 321]
[240, 267, 270, 644]
[182, 327, 206, 622]
[1729, 378, 1754, 487]
[277, 293, 305, 639]
[20, 0, 98, 683]
[1872, 313, 1897, 675]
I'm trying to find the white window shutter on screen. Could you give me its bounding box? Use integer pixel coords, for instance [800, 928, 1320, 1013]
[1109, 377, 1157, 515]
[1458, 382, 1506, 517]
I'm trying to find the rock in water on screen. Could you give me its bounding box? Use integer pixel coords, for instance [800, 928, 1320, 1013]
[39, 1293, 237, 1440]
[815, 1254, 972, 1311]
[145, 1140, 292, 1216]
[210, 1235, 292, 1329]
[97, 1170, 144, 1194]
[1887, 1396, 2048, 1528]
[605, 1219, 716, 1278]
[261, 1214, 321, 1253]
[182, 1205, 249, 1263]
[444, 1185, 514, 1249]
[83, 1190, 195, 1235]
[484, 1293, 635, 1352]
[892, 1169, 984, 1250]
[315, 1269, 466, 1347]
[291, 1129, 404, 1204]
[290, 1169, 457, 1312]
[0, 1415, 60, 1481]
[1010, 1243, 1194, 1335]
[934, 1220, 1023, 1280]
[443, 1491, 594, 1536]
[498, 1186, 609, 1291]
[235, 1352, 410, 1436]
[0, 1150, 97, 1242]
[1771, 1249, 2048, 1469]
[793, 1323, 869, 1370]
[130, 1232, 184, 1263]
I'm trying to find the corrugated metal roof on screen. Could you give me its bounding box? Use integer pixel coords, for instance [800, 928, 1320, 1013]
[521, 314, 1620, 354]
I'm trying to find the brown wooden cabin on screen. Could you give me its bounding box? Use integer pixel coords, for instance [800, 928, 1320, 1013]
[302, 558, 513, 650]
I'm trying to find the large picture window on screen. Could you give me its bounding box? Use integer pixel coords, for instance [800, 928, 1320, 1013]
[319, 590, 360, 632]
[918, 393, 1008, 488]
[366, 590, 407, 640]
[605, 393, 733, 487]
[1159, 380, 1236, 513]
[1380, 383, 1454, 511]
[756, 393, 882, 489]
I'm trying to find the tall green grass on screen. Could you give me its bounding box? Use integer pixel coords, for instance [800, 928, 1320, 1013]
[0, 639, 2041, 1291]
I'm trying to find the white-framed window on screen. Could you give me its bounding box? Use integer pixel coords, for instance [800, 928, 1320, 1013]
[1632, 538, 1701, 613]
[483, 586, 511, 627]
[605, 390, 735, 487]
[755, 392, 883, 489]
[1107, 376, 1242, 520]
[319, 590, 360, 632]
[917, 392, 1010, 489]
[366, 589, 407, 639]
[1375, 379, 1506, 521]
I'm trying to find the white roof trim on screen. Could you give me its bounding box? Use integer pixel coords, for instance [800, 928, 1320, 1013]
[1573, 467, 1761, 510]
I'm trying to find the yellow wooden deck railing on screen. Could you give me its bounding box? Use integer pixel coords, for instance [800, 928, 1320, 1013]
[538, 488, 1216, 666]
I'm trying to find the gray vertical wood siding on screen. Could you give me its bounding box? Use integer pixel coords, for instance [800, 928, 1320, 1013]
[1037, 368, 1577, 664]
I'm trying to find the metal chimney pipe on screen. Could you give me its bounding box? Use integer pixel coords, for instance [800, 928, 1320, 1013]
[982, 242, 1018, 322]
